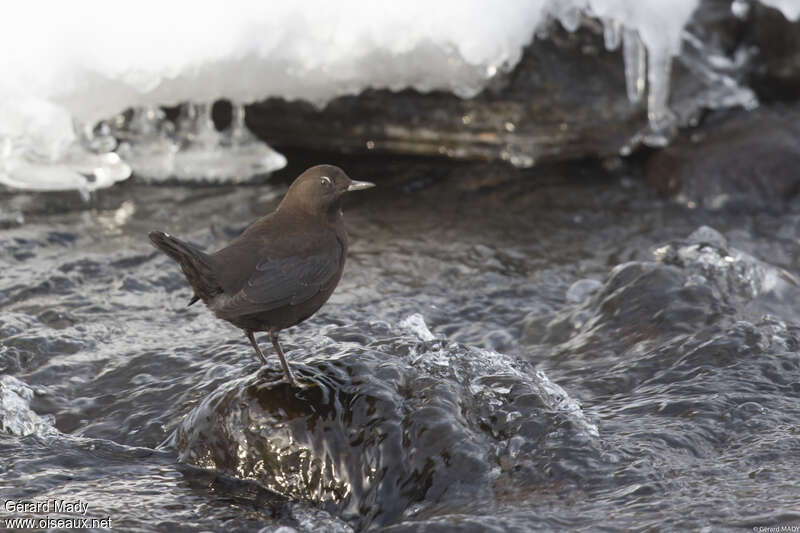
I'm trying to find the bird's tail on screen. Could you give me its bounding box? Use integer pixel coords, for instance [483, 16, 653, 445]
[148, 231, 222, 305]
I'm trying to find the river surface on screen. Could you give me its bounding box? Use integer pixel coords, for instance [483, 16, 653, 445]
[1, 155, 799, 531]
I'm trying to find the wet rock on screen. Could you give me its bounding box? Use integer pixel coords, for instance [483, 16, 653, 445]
[645, 106, 800, 208]
[686, 225, 728, 249]
[172, 320, 598, 530]
[747, 3, 800, 102]
[653, 227, 799, 302]
[528, 226, 800, 399]
[540, 260, 730, 349]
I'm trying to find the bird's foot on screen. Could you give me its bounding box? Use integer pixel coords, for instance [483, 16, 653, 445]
[282, 368, 321, 389]
[254, 366, 314, 389]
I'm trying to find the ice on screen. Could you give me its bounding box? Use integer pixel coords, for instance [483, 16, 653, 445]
[644, 47, 678, 146]
[602, 18, 623, 51]
[138, 102, 287, 183]
[675, 31, 758, 123]
[622, 29, 647, 103]
[113, 106, 178, 182]
[587, 0, 700, 145]
[0, 100, 131, 197]
[0, 1, 791, 191]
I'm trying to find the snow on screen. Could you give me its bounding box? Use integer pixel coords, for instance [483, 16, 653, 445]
[0, 1, 794, 192]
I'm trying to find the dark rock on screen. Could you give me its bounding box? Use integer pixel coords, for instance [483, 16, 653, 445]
[645, 105, 800, 208]
[172, 321, 600, 530]
[746, 3, 800, 102]
[525, 225, 800, 399]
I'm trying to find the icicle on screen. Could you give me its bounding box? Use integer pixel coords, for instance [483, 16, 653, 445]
[227, 103, 249, 144]
[643, 49, 677, 146]
[602, 18, 622, 51]
[622, 29, 646, 104]
[113, 106, 178, 182]
[558, 6, 582, 32]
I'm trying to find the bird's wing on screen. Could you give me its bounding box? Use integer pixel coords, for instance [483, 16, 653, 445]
[214, 244, 342, 317]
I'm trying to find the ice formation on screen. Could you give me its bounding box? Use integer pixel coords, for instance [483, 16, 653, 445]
[0, 0, 795, 192]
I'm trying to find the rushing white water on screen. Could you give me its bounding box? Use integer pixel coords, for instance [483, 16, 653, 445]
[0, 375, 58, 437]
[0, 0, 795, 192]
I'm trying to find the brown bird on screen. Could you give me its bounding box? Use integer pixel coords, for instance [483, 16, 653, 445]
[149, 165, 374, 384]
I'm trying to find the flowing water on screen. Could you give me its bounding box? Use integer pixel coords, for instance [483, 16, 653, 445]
[1, 155, 799, 531]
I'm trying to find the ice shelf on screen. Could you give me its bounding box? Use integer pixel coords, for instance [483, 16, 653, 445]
[0, 0, 794, 191]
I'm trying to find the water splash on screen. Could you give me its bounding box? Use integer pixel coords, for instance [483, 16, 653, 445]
[398, 313, 437, 341]
[0, 375, 58, 437]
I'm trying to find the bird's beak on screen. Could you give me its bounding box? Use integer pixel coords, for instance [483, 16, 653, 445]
[347, 180, 375, 191]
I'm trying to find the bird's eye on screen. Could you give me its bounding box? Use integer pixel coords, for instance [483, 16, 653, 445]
[320, 176, 332, 186]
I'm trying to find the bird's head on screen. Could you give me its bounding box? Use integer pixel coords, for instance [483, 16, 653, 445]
[279, 164, 374, 216]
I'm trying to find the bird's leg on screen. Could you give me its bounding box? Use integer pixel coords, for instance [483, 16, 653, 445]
[269, 329, 296, 384]
[245, 330, 268, 365]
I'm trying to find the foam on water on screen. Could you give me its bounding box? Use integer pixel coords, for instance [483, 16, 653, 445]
[399, 313, 437, 342]
[0, 375, 58, 437]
